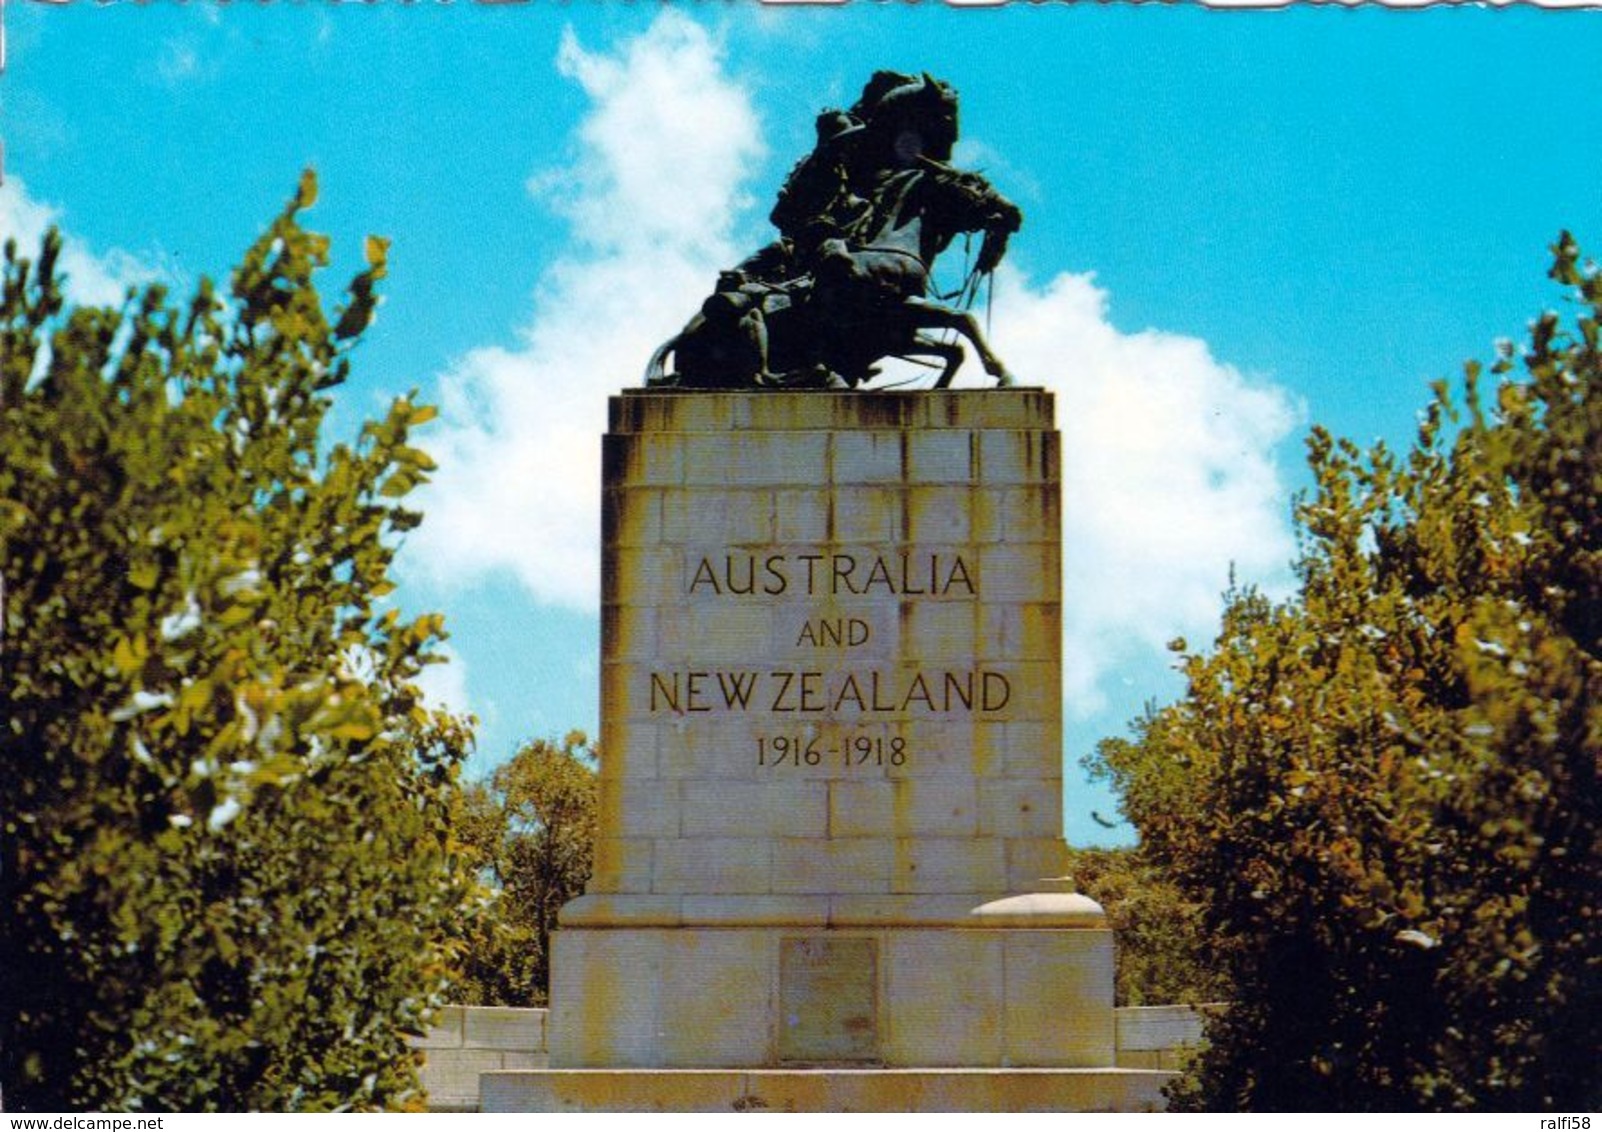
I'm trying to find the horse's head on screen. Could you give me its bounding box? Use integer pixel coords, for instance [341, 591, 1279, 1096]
[911, 160, 1022, 267]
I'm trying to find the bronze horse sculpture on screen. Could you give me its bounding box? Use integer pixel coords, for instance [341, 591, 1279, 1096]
[644, 72, 1023, 391]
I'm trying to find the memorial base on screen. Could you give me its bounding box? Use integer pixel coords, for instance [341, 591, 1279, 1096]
[549, 891, 1112, 1071]
[528, 890, 1129, 1112]
[480, 1066, 1173, 1113]
[517, 389, 1141, 1111]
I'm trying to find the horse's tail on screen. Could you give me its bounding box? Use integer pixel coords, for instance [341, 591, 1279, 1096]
[643, 334, 679, 386]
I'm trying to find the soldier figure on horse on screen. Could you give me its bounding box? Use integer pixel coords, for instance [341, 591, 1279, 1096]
[645, 71, 1023, 391]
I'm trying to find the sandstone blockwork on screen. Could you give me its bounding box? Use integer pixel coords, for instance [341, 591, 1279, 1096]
[542, 391, 1138, 1087]
[583, 390, 1066, 924]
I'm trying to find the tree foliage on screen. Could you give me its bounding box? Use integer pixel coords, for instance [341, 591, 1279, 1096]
[1091, 234, 1601, 1111]
[0, 173, 471, 1111]
[1063, 847, 1231, 1008]
[447, 732, 597, 1006]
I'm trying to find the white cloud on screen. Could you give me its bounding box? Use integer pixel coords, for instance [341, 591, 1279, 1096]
[415, 16, 1298, 717]
[412, 12, 764, 608]
[987, 268, 1299, 716]
[545, 20, 763, 257]
[415, 643, 474, 719]
[0, 176, 164, 308]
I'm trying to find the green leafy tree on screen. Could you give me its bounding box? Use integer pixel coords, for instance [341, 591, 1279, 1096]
[1063, 846, 1230, 1008]
[0, 173, 472, 1111]
[447, 732, 598, 1006]
[1091, 234, 1601, 1111]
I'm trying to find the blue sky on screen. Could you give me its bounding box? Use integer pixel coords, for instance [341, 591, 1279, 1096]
[6, 3, 1602, 845]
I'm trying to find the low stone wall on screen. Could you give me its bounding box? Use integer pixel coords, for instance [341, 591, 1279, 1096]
[414, 1005, 549, 1112]
[1112, 1004, 1216, 1070]
[419, 1002, 1213, 1110]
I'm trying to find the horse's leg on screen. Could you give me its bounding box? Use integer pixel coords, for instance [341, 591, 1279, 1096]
[909, 331, 965, 389]
[903, 297, 1015, 387]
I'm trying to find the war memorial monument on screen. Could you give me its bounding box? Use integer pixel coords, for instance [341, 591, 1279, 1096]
[482, 73, 1170, 1112]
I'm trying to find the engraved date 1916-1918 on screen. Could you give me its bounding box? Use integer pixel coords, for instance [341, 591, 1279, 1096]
[757, 733, 908, 768]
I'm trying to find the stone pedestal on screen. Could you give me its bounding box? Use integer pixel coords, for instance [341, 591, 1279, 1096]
[550, 914, 1113, 1070]
[484, 391, 1166, 1111]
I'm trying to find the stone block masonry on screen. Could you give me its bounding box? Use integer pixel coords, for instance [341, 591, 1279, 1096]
[573, 390, 1066, 933]
[496, 389, 1170, 1108]
[425, 1003, 1203, 1110]
[413, 1005, 548, 1111]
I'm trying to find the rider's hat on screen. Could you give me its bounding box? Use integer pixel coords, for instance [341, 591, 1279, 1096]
[815, 110, 866, 146]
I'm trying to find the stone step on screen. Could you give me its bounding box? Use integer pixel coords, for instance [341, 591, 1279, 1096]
[481, 1066, 1173, 1113]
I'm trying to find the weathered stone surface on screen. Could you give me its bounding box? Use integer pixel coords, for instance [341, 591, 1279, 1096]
[424, 1049, 511, 1108]
[880, 933, 1003, 1066]
[571, 391, 1069, 927]
[1002, 931, 1117, 1066]
[588, 836, 653, 894]
[771, 837, 895, 895]
[547, 924, 1112, 1070]
[481, 1067, 1172, 1113]
[541, 390, 1119, 1093]
[978, 777, 1060, 837]
[892, 837, 1007, 894]
[1114, 1004, 1212, 1053]
[606, 390, 1056, 434]
[464, 1005, 549, 1052]
[680, 778, 829, 838]
[549, 930, 668, 1068]
[418, 1002, 1201, 1111]
[413, 1005, 550, 1111]
[779, 936, 879, 1063]
[651, 837, 774, 895]
[414, 1004, 466, 1050]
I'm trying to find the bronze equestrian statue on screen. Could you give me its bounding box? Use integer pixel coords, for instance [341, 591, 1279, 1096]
[645, 72, 1023, 391]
